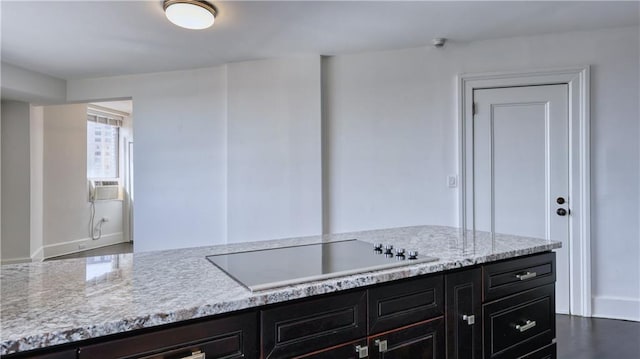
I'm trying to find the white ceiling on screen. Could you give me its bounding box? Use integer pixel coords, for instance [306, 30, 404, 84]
[1, 1, 638, 80]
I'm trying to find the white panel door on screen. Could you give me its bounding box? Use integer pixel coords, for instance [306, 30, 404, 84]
[473, 85, 569, 314]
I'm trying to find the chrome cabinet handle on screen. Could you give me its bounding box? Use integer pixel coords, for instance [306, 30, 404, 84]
[355, 345, 369, 358]
[462, 314, 475, 325]
[180, 351, 205, 359]
[374, 339, 388, 352]
[515, 320, 536, 332]
[515, 271, 537, 280]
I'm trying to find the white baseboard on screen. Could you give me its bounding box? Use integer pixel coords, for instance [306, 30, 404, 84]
[43, 232, 126, 259]
[592, 295, 640, 322]
[30, 246, 44, 262]
[1, 257, 33, 265]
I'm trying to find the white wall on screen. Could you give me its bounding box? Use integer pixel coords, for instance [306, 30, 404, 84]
[67, 67, 228, 251]
[0, 101, 2, 262]
[227, 56, 322, 242]
[323, 26, 639, 320]
[323, 49, 458, 232]
[29, 105, 44, 260]
[1, 62, 66, 104]
[1, 100, 31, 263]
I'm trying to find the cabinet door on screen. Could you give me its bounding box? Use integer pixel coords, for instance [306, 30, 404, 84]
[368, 275, 443, 335]
[367, 318, 444, 359]
[483, 284, 555, 358]
[261, 290, 367, 359]
[293, 339, 368, 359]
[445, 268, 482, 359]
[78, 312, 257, 359]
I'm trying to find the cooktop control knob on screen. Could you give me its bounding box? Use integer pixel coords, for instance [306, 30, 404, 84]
[384, 245, 394, 254]
[408, 251, 418, 260]
[374, 243, 383, 251]
[395, 248, 406, 256]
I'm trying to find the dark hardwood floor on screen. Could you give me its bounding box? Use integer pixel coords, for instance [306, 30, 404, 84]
[46, 242, 133, 260]
[557, 314, 640, 358]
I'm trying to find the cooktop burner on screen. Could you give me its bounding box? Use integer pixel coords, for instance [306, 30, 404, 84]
[206, 239, 437, 291]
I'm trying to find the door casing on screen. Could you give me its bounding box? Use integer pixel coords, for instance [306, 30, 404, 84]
[457, 67, 591, 317]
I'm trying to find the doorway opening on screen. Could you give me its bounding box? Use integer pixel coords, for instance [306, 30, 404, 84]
[43, 99, 134, 260]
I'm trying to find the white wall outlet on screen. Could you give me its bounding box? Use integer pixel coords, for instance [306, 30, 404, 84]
[447, 175, 458, 188]
[78, 244, 86, 250]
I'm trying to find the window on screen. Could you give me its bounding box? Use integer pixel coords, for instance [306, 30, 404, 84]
[87, 113, 122, 178]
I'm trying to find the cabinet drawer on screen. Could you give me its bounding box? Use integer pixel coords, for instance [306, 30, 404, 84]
[483, 284, 555, 359]
[261, 290, 367, 359]
[368, 275, 443, 334]
[293, 339, 368, 359]
[518, 343, 557, 359]
[483, 252, 555, 301]
[368, 318, 445, 359]
[78, 312, 257, 359]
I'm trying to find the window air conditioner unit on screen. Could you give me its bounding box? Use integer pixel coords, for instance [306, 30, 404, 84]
[89, 180, 120, 201]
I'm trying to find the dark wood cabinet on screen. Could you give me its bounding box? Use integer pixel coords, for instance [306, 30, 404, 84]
[445, 268, 482, 359]
[261, 290, 367, 359]
[368, 275, 443, 335]
[77, 312, 257, 359]
[292, 339, 368, 359]
[6, 349, 77, 359]
[367, 318, 444, 359]
[483, 284, 555, 358]
[483, 252, 555, 301]
[518, 343, 557, 359]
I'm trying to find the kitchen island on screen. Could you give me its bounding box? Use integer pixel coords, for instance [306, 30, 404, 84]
[1, 225, 560, 358]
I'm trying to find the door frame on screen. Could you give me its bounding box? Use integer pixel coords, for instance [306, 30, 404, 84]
[457, 66, 591, 317]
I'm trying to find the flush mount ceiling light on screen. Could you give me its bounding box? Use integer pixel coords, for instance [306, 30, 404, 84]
[163, 0, 217, 30]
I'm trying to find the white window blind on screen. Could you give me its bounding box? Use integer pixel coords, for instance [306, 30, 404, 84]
[87, 114, 121, 178]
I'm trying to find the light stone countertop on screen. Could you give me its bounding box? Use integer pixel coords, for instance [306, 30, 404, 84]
[0, 225, 560, 355]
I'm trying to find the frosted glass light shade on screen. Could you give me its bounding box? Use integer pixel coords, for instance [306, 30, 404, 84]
[164, 0, 216, 30]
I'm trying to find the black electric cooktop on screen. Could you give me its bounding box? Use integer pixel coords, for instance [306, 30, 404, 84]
[206, 239, 437, 291]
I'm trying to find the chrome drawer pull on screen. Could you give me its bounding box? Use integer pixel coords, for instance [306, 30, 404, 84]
[462, 314, 475, 325]
[515, 320, 536, 332]
[515, 271, 537, 280]
[355, 345, 369, 358]
[374, 339, 388, 352]
[180, 351, 205, 359]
